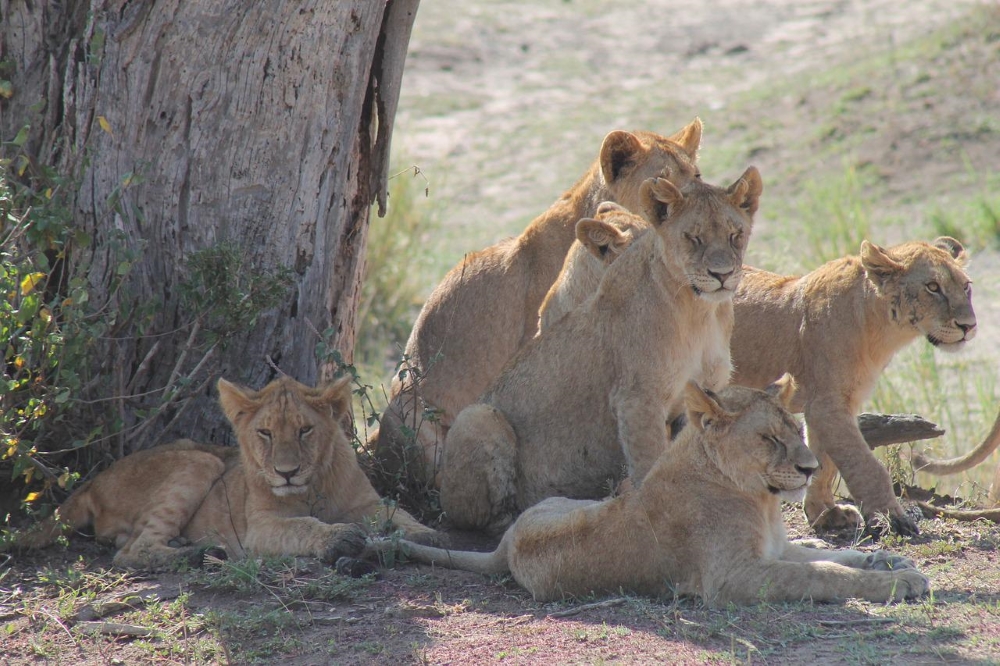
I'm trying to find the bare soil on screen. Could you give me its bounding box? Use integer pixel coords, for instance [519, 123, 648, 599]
[4, 1, 1000, 664]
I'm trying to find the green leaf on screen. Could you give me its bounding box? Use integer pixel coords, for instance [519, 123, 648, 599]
[11, 124, 30, 147]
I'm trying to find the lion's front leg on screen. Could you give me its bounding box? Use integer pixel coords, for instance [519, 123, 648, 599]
[781, 543, 917, 571]
[711, 559, 929, 605]
[612, 389, 670, 484]
[803, 399, 917, 535]
[244, 516, 366, 563]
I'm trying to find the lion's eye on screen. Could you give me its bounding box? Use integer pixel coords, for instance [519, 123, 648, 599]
[257, 429, 272, 440]
[964, 282, 973, 296]
[694, 171, 702, 180]
[685, 233, 703, 247]
[299, 426, 313, 438]
[763, 435, 782, 450]
[926, 282, 940, 294]
[729, 231, 743, 247]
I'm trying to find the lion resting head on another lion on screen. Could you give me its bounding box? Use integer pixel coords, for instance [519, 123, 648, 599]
[377, 380, 930, 605]
[8, 376, 442, 570]
[537, 200, 650, 332]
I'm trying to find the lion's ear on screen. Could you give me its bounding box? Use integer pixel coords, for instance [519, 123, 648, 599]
[317, 375, 353, 419]
[639, 176, 683, 226]
[599, 130, 644, 184]
[764, 373, 798, 411]
[684, 382, 730, 431]
[217, 378, 259, 426]
[668, 117, 702, 161]
[933, 236, 968, 265]
[726, 166, 763, 218]
[576, 217, 630, 261]
[596, 201, 627, 215]
[860, 240, 904, 283]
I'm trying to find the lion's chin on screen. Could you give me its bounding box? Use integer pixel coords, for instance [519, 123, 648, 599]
[271, 484, 308, 497]
[692, 285, 734, 303]
[926, 335, 967, 354]
[770, 485, 807, 503]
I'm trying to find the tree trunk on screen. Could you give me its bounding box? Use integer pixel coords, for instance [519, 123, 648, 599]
[0, 0, 419, 452]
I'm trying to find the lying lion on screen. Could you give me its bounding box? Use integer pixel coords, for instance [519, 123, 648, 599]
[731, 238, 976, 535]
[439, 167, 762, 531]
[8, 376, 442, 570]
[375, 382, 929, 605]
[369, 120, 704, 489]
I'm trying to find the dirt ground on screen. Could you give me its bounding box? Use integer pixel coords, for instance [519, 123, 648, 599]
[4, 1, 1000, 664]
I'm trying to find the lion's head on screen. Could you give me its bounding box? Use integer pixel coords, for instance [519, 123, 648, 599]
[861, 237, 976, 352]
[639, 167, 762, 302]
[217, 376, 353, 496]
[597, 120, 703, 211]
[576, 201, 649, 263]
[685, 376, 817, 502]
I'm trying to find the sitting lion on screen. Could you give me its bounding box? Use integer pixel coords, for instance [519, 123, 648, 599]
[368, 120, 704, 489]
[439, 167, 762, 532]
[730, 238, 976, 535]
[374, 382, 930, 605]
[9, 376, 442, 570]
[537, 201, 649, 332]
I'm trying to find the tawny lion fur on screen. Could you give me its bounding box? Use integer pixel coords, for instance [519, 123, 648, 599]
[438, 167, 762, 532]
[377, 382, 930, 605]
[9, 377, 441, 570]
[730, 237, 976, 535]
[912, 407, 1000, 506]
[537, 201, 649, 332]
[368, 120, 704, 489]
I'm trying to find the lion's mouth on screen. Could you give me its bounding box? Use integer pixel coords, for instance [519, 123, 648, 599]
[926, 334, 967, 349]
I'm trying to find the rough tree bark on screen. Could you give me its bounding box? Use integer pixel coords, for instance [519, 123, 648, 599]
[0, 0, 419, 452]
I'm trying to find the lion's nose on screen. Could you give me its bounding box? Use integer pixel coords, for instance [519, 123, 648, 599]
[795, 465, 816, 480]
[275, 466, 300, 482]
[957, 321, 976, 338]
[708, 269, 733, 285]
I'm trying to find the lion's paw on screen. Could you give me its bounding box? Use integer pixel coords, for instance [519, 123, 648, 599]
[808, 503, 864, 534]
[865, 550, 916, 571]
[864, 507, 920, 538]
[405, 527, 450, 548]
[320, 524, 367, 563]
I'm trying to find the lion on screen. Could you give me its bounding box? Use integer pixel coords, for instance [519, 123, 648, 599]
[537, 201, 649, 332]
[368, 119, 704, 489]
[8, 376, 443, 570]
[372, 381, 929, 605]
[438, 167, 762, 532]
[730, 237, 976, 535]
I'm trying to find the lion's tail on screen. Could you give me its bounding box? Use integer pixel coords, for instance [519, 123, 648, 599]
[911, 407, 1000, 475]
[367, 532, 511, 576]
[917, 501, 1000, 523]
[5, 484, 96, 551]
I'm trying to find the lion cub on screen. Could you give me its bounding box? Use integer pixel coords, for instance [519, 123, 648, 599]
[439, 167, 762, 532]
[378, 382, 930, 605]
[369, 120, 704, 488]
[537, 201, 649, 332]
[9, 376, 442, 570]
[731, 238, 976, 535]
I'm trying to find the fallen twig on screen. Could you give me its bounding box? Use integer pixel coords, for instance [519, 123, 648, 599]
[916, 501, 1000, 523]
[74, 621, 156, 637]
[817, 618, 897, 627]
[547, 597, 626, 618]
